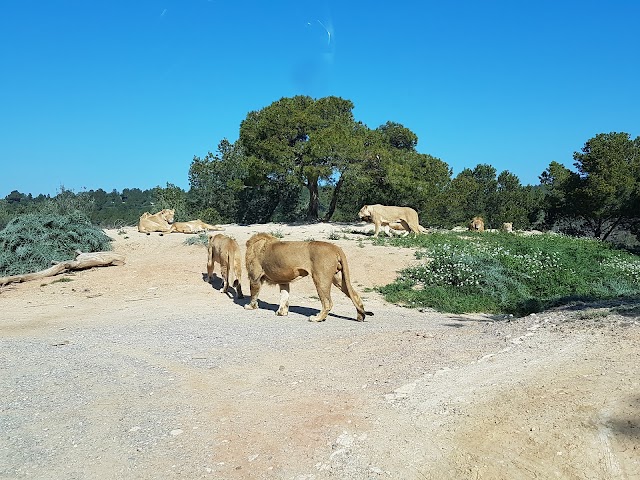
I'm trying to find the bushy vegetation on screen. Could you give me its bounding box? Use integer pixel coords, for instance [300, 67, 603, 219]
[375, 232, 640, 316]
[0, 211, 112, 276]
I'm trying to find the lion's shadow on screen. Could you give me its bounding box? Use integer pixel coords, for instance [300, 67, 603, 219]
[202, 273, 362, 322]
[202, 273, 242, 299]
[250, 299, 361, 322]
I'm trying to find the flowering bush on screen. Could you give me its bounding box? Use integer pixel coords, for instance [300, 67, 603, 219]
[377, 232, 640, 316]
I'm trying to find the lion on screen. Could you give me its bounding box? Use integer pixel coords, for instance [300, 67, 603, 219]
[138, 209, 175, 234]
[244, 233, 372, 322]
[207, 234, 244, 298]
[358, 204, 425, 237]
[501, 222, 513, 233]
[469, 216, 485, 232]
[170, 219, 225, 234]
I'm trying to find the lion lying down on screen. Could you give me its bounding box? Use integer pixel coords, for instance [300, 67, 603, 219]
[138, 209, 175, 234]
[244, 233, 372, 322]
[170, 219, 225, 234]
[469, 216, 485, 232]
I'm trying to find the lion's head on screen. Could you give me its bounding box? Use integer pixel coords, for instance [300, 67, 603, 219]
[469, 216, 485, 231]
[159, 209, 175, 224]
[358, 205, 372, 221]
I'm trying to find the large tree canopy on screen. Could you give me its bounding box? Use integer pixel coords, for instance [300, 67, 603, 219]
[239, 95, 359, 220]
[540, 132, 640, 239]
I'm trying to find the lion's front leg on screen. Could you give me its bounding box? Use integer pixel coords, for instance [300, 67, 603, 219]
[372, 219, 381, 237]
[276, 283, 290, 316]
[244, 279, 261, 310]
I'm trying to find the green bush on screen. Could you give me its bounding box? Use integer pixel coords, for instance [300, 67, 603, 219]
[0, 212, 112, 276]
[376, 232, 640, 316]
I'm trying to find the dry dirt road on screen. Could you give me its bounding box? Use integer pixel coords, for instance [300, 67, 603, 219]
[1, 223, 639, 479]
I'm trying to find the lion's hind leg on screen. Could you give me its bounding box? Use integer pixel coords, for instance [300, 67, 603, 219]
[206, 262, 214, 283]
[310, 274, 333, 322]
[233, 280, 244, 299]
[333, 272, 367, 322]
[244, 279, 261, 310]
[399, 219, 419, 235]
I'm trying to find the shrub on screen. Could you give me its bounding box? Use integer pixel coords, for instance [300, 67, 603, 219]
[0, 212, 112, 276]
[376, 231, 640, 316]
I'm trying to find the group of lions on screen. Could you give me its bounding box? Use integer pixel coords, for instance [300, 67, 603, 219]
[206, 232, 371, 323]
[140, 204, 503, 322]
[137, 209, 224, 235]
[205, 204, 428, 322]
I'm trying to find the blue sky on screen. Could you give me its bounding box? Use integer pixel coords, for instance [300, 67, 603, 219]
[1, 1, 638, 198]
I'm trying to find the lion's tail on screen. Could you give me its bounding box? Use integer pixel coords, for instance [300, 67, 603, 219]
[337, 248, 374, 321]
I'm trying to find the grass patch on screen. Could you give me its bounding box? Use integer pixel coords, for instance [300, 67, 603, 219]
[183, 233, 209, 246]
[375, 231, 640, 316]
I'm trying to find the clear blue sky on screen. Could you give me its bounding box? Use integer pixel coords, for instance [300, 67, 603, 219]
[1, 1, 638, 198]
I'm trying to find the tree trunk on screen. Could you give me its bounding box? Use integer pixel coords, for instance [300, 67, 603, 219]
[306, 177, 319, 222]
[323, 175, 344, 222]
[0, 251, 125, 287]
[602, 217, 623, 241]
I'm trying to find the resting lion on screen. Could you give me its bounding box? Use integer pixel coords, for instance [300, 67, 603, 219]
[170, 219, 225, 234]
[207, 234, 243, 298]
[244, 233, 372, 322]
[358, 204, 425, 237]
[138, 209, 175, 234]
[469, 216, 485, 232]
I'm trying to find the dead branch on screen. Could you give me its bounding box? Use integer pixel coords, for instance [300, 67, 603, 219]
[0, 251, 125, 287]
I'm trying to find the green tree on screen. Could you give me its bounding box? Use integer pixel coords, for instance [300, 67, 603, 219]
[444, 165, 538, 229]
[239, 95, 358, 221]
[188, 139, 302, 224]
[572, 132, 640, 239]
[494, 171, 528, 228]
[541, 132, 640, 239]
[333, 123, 450, 226]
[152, 183, 188, 220]
[445, 164, 498, 227]
[188, 139, 245, 222]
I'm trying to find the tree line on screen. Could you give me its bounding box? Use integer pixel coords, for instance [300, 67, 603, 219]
[2, 96, 638, 246]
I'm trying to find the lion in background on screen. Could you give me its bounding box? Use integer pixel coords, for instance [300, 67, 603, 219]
[171, 219, 225, 234]
[244, 233, 372, 322]
[358, 204, 426, 237]
[207, 234, 243, 298]
[138, 209, 175, 234]
[469, 216, 485, 232]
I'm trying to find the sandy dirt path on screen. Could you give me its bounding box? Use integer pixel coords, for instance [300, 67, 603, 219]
[1, 223, 638, 479]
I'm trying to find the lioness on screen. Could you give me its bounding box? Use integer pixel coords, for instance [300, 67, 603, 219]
[207, 234, 244, 298]
[170, 219, 225, 234]
[138, 209, 175, 234]
[244, 233, 372, 322]
[358, 204, 425, 237]
[469, 216, 485, 232]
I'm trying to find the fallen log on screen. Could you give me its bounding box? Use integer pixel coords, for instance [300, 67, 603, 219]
[0, 251, 125, 287]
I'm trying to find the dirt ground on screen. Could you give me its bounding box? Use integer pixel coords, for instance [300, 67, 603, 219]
[1, 222, 639, 479]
